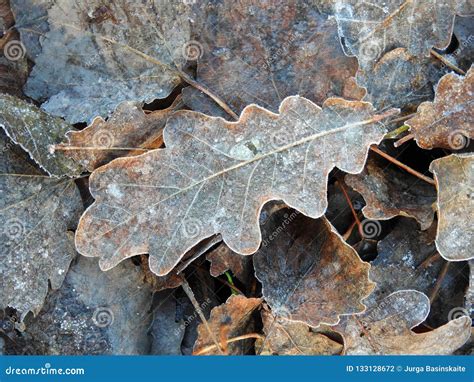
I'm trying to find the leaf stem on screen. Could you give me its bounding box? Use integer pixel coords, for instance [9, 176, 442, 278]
[193, 333, 265, 355]
[430, 49, 466, 75]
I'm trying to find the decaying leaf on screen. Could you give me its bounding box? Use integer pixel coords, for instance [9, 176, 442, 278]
[75, 96, 397, 276]
[256, 307, 343, 355]
[206, 243, 252, 284]
[369, 218, 468, 326]
[430, 153, 474, 261]
[193, 295, 261, 355]
[346, 156, 436, 230]
[183, 0, 363, 116]
[336, 290, 472, 355]
[0, 132, 83, 319]
[10, 256, 153, 355]
[254, 208, 374, 328]
[406, 66, 473, 150]
[0, 94, 85, 177]
[56, 97, 182, 172]
[150, 290, 185, 355]
[17, 0, 191, 123]
[331, 1, 472, 69]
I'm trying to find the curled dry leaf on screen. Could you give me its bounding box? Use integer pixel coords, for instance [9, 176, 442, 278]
[14, 257, 153, 355]
[0, 132, 83, 319]
[331, 0, 472, 70]
[430, 153, 474, 261]
[0, 94, 85, 177]
[193, 295, 261, 355]
[75, 96, 397, 276]
[406, 66, 473, 150]
[253, 208, 374, 328]
[16, 0, 191, 123]
[206, 243, 252, 284]
[57, 97, 182, 172]
[336, 290, 472, 355]
[256, 307, 343, 355]
[183, 0, 363, 117]
[345, 156, 436, 230]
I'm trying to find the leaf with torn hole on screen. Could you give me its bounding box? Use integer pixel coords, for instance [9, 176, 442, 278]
[193, 295, 261, 355]
[331, 1, 472, 70]
[256, 307, 343, 355]
[406, 66, 473, 150]
[0, 94, 85, 177]
[345, 156, 436, 230]
[13, 256, 153, 355]
[18, 0, 191, 123]
[183, 0, 364, 117]
[0, 131, 83, 320]
[369, 218, 468, 327]
[56, 97, 182, 172]
[430, 153, 474, 261]
[335, 290, 472, 355]
[253, 208, 374, 328]
[75, 96, 397, 276]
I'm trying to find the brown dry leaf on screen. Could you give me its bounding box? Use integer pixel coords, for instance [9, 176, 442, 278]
[406, 66, 473, 150]
[331, 1, 472, 70]
[0, 94, 85, 177]
[336, 290, 472, 355]
[56, 98, 182, 172]
[346, 156, 436, 230]
[253, 208, 374, 328]
[15, 0, 191, 123]
[206, 243, 252, 284]
[430, 153, 474, 261]
[183, 0, 363, 117]
[256, 307, 343, 355]
[0, 131, 83, 319]
[193, 295, 261, 355]
[75, 96, 397, 276]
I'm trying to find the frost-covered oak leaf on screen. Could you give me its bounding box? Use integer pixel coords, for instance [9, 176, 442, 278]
[75, 96, 398, 276]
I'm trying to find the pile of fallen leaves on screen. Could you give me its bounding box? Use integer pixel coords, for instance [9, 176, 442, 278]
[0, 0, 473, 356]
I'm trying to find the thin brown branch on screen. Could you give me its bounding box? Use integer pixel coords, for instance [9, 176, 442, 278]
[335, 179, 362, 237]
[193, 333, 265, 355]
[429, 261, 450, 303]
[181, 278, 224, 355]
[394, 133, 415, 147]
[370, 145, 435, 186]
[430, 49, 466, 76]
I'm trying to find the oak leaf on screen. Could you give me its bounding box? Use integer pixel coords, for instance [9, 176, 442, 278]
[406, 66, 473, 150]
[75, 96, 397, 276]
[430, 153, 474, 261]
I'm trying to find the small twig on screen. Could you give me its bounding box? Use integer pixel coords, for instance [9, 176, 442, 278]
[193, 333, 265, 355]
[394, 133, 415, 147]
[417, 251, 441, 269]
[336, 179, 362, 238]
[343, 219, 357, 241]
[181, 278, 224, 355]
[430, 49, 466, 75]
[370, 145, 436, 186]
[387, 113, 416, 125]
[429, 261, 450, 303]
[217, 276, 244, 296]
[178, 71, 239, 120]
